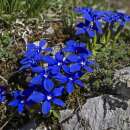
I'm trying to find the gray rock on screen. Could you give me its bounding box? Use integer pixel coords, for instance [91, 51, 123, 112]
[113, 67, 130, 88]
[60, 110, 85, 130]
[60, 95, 130, 130]
[113, 67, 130, 99]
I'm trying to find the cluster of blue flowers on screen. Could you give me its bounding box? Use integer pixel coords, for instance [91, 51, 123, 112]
[2, 39, 93, 114]
[75, 7, 130, 37]
[1, 6, 130, 115]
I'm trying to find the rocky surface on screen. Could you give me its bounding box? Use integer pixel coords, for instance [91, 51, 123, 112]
[113, 67, 130, 99]
[59, 67, 130, 130]
[60, 95, 130, 130]
[114, 67, 130, 88]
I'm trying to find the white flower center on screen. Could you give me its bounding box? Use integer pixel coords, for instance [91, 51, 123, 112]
[44, 74, 48, 78]
[47, 96, 52, 100]
[69, 77, 73, 81]
[81, 61, 85, 66]
[58, 62, 62, 66]
[63, 57, 66, 61]
[21, 100, 24, 103]
[34, 41, 39, 46]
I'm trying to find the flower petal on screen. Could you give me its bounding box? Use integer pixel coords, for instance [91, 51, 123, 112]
[84, 66, 93, 72]
[48, 65, 60, 75]
[8, 99, 19, 107]
[70, 63, 81, 73]
[43, 47, 52, 52]
[44, 78, 54, 92]
[66, 81, 74, 94]
[52, 86, 64, 97]
[19, 64, 32, 70]
[42, 101, 51, 114]
[18, 103, 24, 113]
[95, 20, 103, 34]
[76, 27, 86, 35]
[30, 74, 42, 85]
[55, 51, 64, 62]
[28, 91, 45, 103]
[66, 40, 77, 47]
[31, 66, 44, 73]
[83, 12, 92, 21]
[87, 29, 95, 37]
[39, 39, 46, 48]
[74, 80, 84, 87]
[62, 65, 70, 74]
[52, 98, 65, 107]
[67, 54, 80, 62]
[62, 47, 74, 52]
[42, 56, 56, 65]
[54, 73, 67, 83]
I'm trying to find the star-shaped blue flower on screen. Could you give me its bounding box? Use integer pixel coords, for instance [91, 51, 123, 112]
[8, 90, 26, 113]
[20, 40, 51, 70]
[27, 86, 64, 114]
[42, 51, 67, 75]
[54, 71, 84, 94]
[63, 40, 92, 57]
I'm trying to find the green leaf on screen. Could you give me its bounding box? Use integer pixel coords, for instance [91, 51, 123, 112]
[50, 110, 60, 120]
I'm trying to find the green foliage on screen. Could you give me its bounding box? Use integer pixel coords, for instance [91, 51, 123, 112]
[0, 32, 12, 47]
[82, 39, 130, 94]
[0, 32, 16, 60]
[25, 0, 47, 17]
[50, 110, 60, 120]
[0, 0, 20, 14]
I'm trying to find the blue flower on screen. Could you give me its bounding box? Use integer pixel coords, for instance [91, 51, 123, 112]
[8, 90, 26, 113]
[27, 86, 64, 114]
[54, 71, 84, 94]
[63, 40, 92, 57]
[75, 7, 103, 37]
[29, 67, 54, 90]
[20, 40, 52, 70]
[16, 38, 94, 114]
[74, 7, 130, 37]
[42, 51, 67, 75]
[69, 58, 94, 73]
[30, 67, 60, 95]
[115, 12, 130, 26]
[0, 86, 6, 103]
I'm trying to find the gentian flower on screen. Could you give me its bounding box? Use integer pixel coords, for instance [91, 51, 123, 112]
[15, 38, 94, 114]
[8, 90, 26, 113]
[29, 67, 54, 92]
[75, 7, 103, 37]
[54, 71, 84, 94]
[42, 51, 67, 75]
[115, 12, 130, 26]
[0, 86, 6, 103]
[74, 7, 130, 37]
[20, 40, 51, 70]
[63, 40, 92, 57]
[27, 86, 64, 114]
[62, 40, 93, 73]
[69, 57, 94, 73]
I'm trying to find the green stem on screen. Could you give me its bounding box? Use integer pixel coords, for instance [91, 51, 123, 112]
[92, 34, 97, 56]
[106, 29, 111, 45]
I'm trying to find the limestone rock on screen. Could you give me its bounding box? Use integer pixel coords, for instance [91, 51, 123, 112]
[60, 95, 130, 130]
[113, 67, 130, 88]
